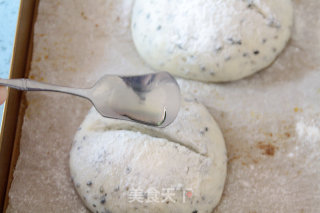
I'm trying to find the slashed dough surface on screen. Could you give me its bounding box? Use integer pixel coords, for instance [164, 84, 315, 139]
[6, 0, 320, 212]
[131, 0, 293, 82]
[70, 100, 227, 213]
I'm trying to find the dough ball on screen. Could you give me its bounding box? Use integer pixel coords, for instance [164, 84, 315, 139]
[70, 100, 227, 213]
[131, 0, 293, 82]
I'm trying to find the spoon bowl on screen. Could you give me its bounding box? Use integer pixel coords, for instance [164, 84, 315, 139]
[89, 72, 180, 127]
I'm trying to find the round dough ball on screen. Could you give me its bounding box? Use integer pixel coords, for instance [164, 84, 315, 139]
[70, 100, 227, 213]
[131, 0, 293, 82]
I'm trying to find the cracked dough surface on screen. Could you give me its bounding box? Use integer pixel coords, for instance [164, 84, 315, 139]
[131, 0, 293, 82]
[70, 100, 227, 213]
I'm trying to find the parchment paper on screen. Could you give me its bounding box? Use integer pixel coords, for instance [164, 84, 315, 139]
[7, 0, 320, 212]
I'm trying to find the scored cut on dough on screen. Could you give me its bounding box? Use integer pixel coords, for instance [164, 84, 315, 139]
[70, 100, 227, 213]
[131, 0, 293, 82]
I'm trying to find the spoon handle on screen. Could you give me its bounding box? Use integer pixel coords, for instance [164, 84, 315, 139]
[0, 78, 89, 99]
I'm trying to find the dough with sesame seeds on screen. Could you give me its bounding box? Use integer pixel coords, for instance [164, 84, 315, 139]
[131, 0, 293, 82]
[69, 100, 227, 213]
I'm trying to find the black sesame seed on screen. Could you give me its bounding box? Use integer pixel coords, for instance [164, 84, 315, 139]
[243, 53, 248, 57]
[100, 197, 106, 204]
[227, 37, 241, 45]
[262, 38, 267, 43]
[126, 167, 132, 174]
[268, 20, 281, 28]
[215, 46, 223, 53]
[157, 25, 162, 30]
[93, 204, 96, 208]
[100, 186, 104, 193]
[201, 66, 206, 72]
[205, 127, 209, 132]
[192, 210, 198, 213]
[253, 50, 260, 55]
[87, 181, 92, 186]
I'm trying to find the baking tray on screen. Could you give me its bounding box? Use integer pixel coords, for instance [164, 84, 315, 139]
[1, 0, 320, 212]
[0, 0, 38, 211]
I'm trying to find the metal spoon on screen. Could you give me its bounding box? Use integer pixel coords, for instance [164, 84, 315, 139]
[0, 72, 181, 127]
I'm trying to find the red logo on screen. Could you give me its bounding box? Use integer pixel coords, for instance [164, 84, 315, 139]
[186, 191, 192, 198]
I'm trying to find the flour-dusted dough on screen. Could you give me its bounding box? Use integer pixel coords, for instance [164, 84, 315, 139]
[131, 0, 293, 82]
[70, 100, 227, 213]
